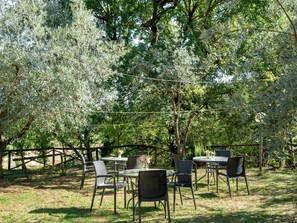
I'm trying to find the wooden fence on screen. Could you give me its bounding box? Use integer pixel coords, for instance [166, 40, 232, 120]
[3, 143, 295, 175]
[3, 145, 166, 174]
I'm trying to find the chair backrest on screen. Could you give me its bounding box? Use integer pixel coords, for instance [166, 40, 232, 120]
[126, 155, 143, 169]
[215, 150, 231, 157]
[138, 170, 168, 200]
[136, 151, 149, 156]
[93, 160, 108, 186]
[80, 153, 87, 171]
[172, 153, 181, 171]
[176, 160, 193, 184]
[80, 153, 86, 163]
[215, 150, 231, 166]
[226, 157, 245, 178]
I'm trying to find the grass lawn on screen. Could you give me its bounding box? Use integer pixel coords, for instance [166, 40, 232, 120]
[0, 164, 296, 223]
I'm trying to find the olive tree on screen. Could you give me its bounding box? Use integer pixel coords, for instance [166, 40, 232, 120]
[0, 0, 122, 177]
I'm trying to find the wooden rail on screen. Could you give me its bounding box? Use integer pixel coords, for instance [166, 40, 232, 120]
[3, 145, 164, 175]
[12, 152, 64, 176]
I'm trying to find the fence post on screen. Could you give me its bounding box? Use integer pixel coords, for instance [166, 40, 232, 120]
[96, 148, 99, 160]
[52, 148, 55, 165]
[8, 151, 11, 171]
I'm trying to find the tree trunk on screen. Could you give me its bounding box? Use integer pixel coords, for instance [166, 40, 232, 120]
[0, 150, 3, 178]
[289, 137, 296, 167]
[0, 117, 33, 178]
[182, 111, 196, 156]
[170, 87, 184, 158]
[151, 0, 159, 46]
[0, 137, 8, 178]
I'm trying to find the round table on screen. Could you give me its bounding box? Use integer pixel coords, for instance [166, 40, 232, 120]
[193, 156, 228, 191]
[119, 168, 174, 178]
[193, 156, 228, 163]
[101, 156, 128, 171]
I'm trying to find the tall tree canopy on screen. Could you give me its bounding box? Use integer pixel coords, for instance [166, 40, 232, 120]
[0, 0, 122, 176]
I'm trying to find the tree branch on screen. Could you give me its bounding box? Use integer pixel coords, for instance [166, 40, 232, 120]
[275, 0, 297, 46]
[0, 117, 34, 153]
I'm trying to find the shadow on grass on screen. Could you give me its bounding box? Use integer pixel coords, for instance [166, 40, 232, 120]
[27, 206, 297, 223]
[29, 207, 131, 222]
[197, 192, 219, 198]
[2, 165, 85, 191]
[29, 207, 96, 220]
[172, 211, 297, 223]
[30, 207, 90, 215]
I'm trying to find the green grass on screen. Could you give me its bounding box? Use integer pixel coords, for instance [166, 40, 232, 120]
[0, 165, 296, 223]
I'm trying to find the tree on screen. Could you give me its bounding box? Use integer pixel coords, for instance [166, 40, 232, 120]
[85, 0, 272, 159]
[256, 0, 297, 166]
[0, 0, 122, 177]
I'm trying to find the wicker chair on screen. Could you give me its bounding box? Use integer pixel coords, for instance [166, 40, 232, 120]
[216, 157, 250, 197]
[134, 170, 170, 222]
[172, 153, 198, 190]
[168, 160, 197, 212]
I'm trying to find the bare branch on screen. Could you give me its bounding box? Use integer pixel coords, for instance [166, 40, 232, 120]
[275, 0, 297, 46]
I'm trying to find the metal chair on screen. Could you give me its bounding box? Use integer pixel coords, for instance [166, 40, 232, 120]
[90, 160, 127, 214]
[79, 153, 95, 189]
[168, 160, 197, 212]
[172, 153, 198, 190]
[216, 157, 250, 197]
[134, 170, 170, 222]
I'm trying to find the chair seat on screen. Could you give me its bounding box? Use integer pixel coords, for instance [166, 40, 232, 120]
[97, 181, 127, 190]
[168, 182, 192, 187]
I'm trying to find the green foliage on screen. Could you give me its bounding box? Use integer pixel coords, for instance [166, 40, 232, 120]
[0, 0, 122, 148]
[0, 0, 296, 170]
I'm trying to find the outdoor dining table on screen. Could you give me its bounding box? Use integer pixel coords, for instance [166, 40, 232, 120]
[101, 156, 128, 172]
[192, 156, 228, 191]
[119, 168, 174, 178]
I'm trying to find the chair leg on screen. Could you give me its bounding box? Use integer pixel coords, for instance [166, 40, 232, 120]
[138, 201, 141, 223]
[244, 176, 250, 195]
[236, 178, 239, 192]
[194, 167, 198, 190]
[100, 188, 105, 206]
[124, 186, 127, 209]
[216, 172, 219, 193]
[132, 201, 136, 221]
[90, 186, 97, 211]
[114, 187, 117, 215]
[207, 168, 210, 191]
[173, 186, 176, 212]
[191, 186, 197, 210]
[227, 178, 231, 197]
[162, 201, 166, 219]
[178, 187, 183, 205]
[167, 199, 171, 223]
